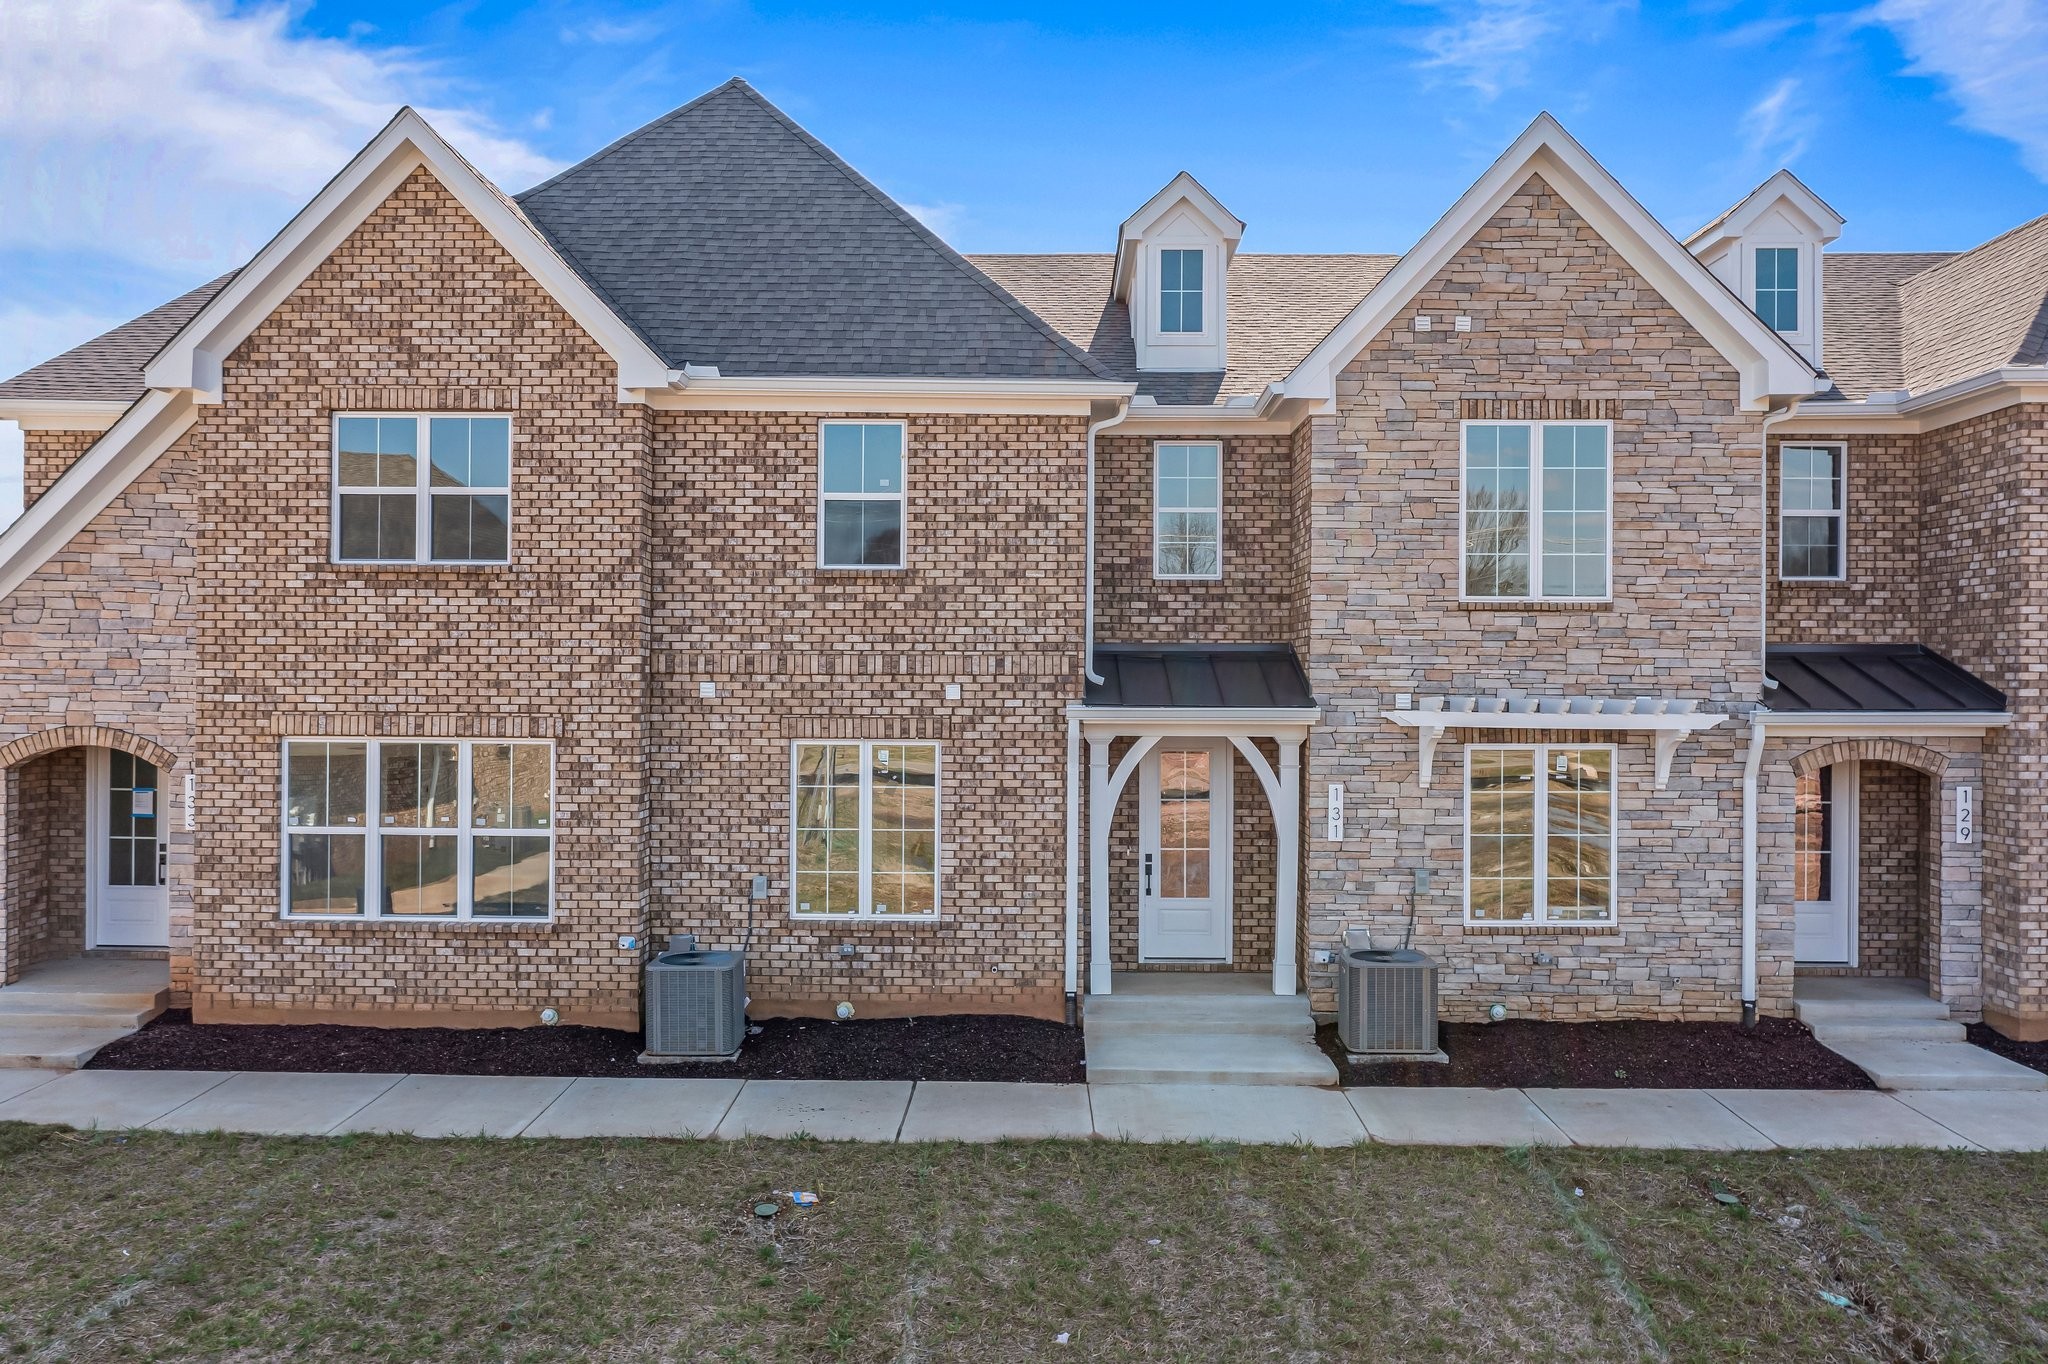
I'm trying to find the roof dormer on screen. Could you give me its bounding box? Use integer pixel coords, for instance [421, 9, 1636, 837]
[1113, 172, 1244, 373]
[1686, 169, 1844, 368]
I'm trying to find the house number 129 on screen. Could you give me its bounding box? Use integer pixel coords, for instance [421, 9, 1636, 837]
[1955, 786, 1973, 845]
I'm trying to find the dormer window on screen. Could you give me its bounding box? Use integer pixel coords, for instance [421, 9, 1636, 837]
[1159, 248, 1205, 333]
[1755, 246, 1799, 332]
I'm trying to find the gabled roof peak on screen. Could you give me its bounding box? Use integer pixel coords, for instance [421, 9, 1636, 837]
[1687, 168, 1845, 252]
[1112, 171, 1245, 302]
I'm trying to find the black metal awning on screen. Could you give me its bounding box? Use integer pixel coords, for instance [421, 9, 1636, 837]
[1765, 644, 2006, 713]
[1085, 644, 1316, 709]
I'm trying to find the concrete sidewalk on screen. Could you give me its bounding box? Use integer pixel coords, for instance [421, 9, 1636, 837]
[4, 1068, 2046, 1149]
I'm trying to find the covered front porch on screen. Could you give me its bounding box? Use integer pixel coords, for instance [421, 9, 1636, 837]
[1064, 645, 1320, 1002]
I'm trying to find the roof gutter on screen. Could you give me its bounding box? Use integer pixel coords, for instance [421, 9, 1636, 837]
[1754, 710, 2013, 734]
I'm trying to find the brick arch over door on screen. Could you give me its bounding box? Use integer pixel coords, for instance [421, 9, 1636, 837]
[1789, 738, 1948, 780]
[0, 726, 182, 774]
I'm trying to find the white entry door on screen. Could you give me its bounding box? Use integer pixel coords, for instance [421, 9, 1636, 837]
[1794, 760, 1858, 964]
[1137, 741, 1233, 962]
[87, 749, 170, 949]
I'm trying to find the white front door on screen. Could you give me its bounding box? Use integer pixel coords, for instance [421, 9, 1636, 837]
[1138, 741, 1232, 962]
[87, 748, 170, 949]
[1794, 760, 1858, 965]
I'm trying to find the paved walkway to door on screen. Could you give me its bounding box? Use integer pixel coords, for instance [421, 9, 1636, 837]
[2, 1067, 2045, 1150]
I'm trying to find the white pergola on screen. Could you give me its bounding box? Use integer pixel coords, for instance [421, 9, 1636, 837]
[1065, 704, 1320, 998]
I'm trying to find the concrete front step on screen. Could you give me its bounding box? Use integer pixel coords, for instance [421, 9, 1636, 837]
[1809, 1020, 1967, 1044]
[1823, 1037, 2048, 1092]
[0, 1003, 159, 1030]
[1085, 1032, 1339, 1086]
[1083, 996, 1316, 1038]
[1797, 997, 1953, 1027]
[0, 1025, 139, 1070]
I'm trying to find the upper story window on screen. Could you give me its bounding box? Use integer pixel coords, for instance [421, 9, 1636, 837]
[819, 420, 905, 569]
[1154, 441, 1222, 579]
[1779, 443, 1846, 580]
[1754, 246, 1800, 332]
[334, 415, 510, 564]
[792, 741, 938, 919]
[282, 738, 553, 920]
[1461, 421, 1611, 601]
[1158, 248, 1205, 334]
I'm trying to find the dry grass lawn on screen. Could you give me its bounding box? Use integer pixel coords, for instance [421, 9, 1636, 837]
[0, 1122, 2044, 1361]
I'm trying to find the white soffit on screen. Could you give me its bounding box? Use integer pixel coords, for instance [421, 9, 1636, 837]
[0, 107, 671, 604]
[1280, 113, 1824, 411]
[145, 107, 670, 399]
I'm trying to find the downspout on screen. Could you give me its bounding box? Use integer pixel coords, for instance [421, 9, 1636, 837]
[1741, 396, 1801, 1027]
[1083, 398, 1130, 687]
[1063, 710, 1081, 1021]
[1070, 399, 1128, 1022]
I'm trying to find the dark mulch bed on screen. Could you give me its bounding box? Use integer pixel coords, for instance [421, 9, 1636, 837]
[88, 1009, 1086, 1083]
[1967, 1022, 2048, 1076]
[1323, 1016, 1876, 1090]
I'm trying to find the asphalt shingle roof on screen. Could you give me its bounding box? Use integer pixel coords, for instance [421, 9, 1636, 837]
[0, 273, 235, 403]
[971, 253, 1396, 403]
[515, 80, 1112, 381]
[1897, 212, 2048, 394]
[1819, 253, 1953, 400]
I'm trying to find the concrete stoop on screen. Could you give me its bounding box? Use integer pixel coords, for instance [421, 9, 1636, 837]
[0, 958, 170, 1070]
[1084, 973, 1339, 1087]
[1795, 977, 2046, 1092]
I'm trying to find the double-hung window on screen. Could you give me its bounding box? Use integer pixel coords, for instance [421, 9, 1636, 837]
[1779, 443, 1846, 580]
[1154, 441, 1222, 578]
[1754, 246, 1799, 332]
[283, 739, 554, 919]
[1159, 247, 1204, 333]
[334, 414, 511, 564]
[1465, 744, 1615, 925]
[792, 741, 938, 918]
[1462, 421, 1610, 600]
[819, 421, 905, 569]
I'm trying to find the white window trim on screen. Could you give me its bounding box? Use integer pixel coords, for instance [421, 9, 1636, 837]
[1457, 419, 1615, 604]
[1462, 742, 1619, 926]
[1152, 440, 1224, 581]
[278, 738, 556, 922]
[789, 739, 941, 921]
[1752, 243, 1802, 335]
[816, 419, 909, 571]
[1777, 441, 1848, 582]
[1156, 244, 1210, 339]
[330, 413, 514, 566]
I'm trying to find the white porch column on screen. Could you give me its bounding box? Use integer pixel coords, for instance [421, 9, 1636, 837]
[1273, 736, 1302, 997]
[1087, 735, 1113, 995]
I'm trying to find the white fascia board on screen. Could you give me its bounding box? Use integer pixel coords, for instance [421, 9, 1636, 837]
[0, 400, 131, 432]
[1758, 711, 2013, 736]
[1111, 171, 1246, 301]
[1280, 114, 1824, 412]
[1781, 368, 2048, 435]
[1685, 169, 1846, 254]
[0, 391, 196, 599]
[144, 107, 669, 401]
[642, 375, 1134, 416]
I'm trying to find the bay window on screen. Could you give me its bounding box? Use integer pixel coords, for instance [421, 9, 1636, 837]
[282, 739, 553, 919]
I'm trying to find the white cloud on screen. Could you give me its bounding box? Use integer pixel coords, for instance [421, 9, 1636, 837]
[0, 0, 561, 273]
[1411, 0, 1634, 100]
[1741, 76, 1814, 167]
[1874, 0, 2048, 180]
[901, 201, 967, 243]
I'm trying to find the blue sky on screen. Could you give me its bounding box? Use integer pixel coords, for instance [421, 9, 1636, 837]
[4, 0, 2048, 517]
